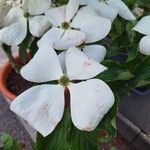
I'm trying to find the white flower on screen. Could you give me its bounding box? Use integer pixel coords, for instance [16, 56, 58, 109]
[38, 0, 111, 51]
[58, 44, 106, 70]
[1, 0, 51, 46]
[0, 0, 17, 51]
[0, 0, 12, 27]
[79, 44, 106, 62]
[10, 45, 114, 137]
[58, 45, 106, 75]
[80, 0, 136, 22]
[6, 0, 23, 6]
[133, 16, 150, 55]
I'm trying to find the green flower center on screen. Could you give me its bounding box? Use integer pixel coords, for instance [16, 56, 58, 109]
[59, 76, 70, 87]
[61, 22, 70, 30]
[24, 12, 30, 18]
[78, 42, 86, 49]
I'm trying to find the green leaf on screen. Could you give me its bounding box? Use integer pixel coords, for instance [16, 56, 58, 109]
[110, 81, 129, 98]
[126, 47, 138, 62]
[54, 0, 68, 5]
[126, 21, 136, 43]
[29, 37, 39, 58]
[97, 96, 119, 143]
[35, 110, 71, 150]
[19, 22, 32, 64]
[109, 19, 124, 43]
[129, 56, 150, 87]
[1, 133, 13, 148]
[35, 109, 99, 150]
[136, 80, 150, 87]
[97, 60, 134, 82]
[1, 133, 21, 150]
[69, 128, 98, 150]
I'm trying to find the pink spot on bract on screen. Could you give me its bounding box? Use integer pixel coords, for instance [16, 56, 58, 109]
[82, 127, 92, 131]
[83, 58, 92, 69]
[42, 104, 49, 118]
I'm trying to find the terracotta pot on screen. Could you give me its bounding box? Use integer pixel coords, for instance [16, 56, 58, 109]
[0, 60, 16, 101]
[0, 52, 31, 101]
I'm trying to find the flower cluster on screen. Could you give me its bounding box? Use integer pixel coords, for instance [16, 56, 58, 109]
[80, 0, 136, 21]
[1, 0, 148, 139]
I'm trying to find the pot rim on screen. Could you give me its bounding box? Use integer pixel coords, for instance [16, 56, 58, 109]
[0, 61, 17, 101]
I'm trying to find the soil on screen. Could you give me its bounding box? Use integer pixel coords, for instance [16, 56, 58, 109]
[6, 69, 34, 96]
[100, 134, 136, 150]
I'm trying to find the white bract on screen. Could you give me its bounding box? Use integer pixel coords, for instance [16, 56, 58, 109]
[58, 44, 106, 71]
[80, 0, 136, 22]
[6, 0, 23, 6]
[0, 0, 10, 51]
[0, 0, 12, 27]
[133, 16, 150, 55]
[1, 0, 51, 46]
[38, 0, 111, 52]
[10, 45, 114, 137]
[58, 45, 106, 75]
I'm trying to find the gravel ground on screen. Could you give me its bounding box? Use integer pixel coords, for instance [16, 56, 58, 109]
[0, 94, 33, 150]
[101, 134, 136, 150]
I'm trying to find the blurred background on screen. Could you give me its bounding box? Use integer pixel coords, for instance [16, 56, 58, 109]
[0, 0, 150, 149]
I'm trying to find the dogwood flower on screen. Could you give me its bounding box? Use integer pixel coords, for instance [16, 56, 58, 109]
[58, 44, 106, 67]
[80, 0, 136, 22]
[38, 0, 111, 51]
[0, 0, 12, 27]
[133, 16, 150, 55]
[10, 45, 114, 137]
[0, 0, 11, 50]
[6, 0, 23, 6]
[58, 45, 106, 75]
[1, 0, 51, 46]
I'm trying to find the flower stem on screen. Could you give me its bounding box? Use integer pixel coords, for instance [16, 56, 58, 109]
[3, 44, 20, 74]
